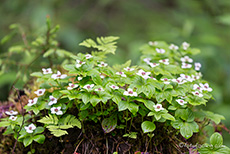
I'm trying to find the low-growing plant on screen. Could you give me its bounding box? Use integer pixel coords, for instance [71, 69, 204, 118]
[1, 26, 230, 153]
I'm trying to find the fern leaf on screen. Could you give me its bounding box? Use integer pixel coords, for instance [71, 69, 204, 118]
[38, 114, 55, 124]
[51, 129, 68, 137]
[79, 38, 97, 48]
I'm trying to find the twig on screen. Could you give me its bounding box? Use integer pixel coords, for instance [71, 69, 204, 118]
[11, 86, 25, 154]
[73, 138, 84, 154]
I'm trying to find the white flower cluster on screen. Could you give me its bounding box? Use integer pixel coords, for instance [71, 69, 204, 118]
[192, 83, 212, 97]
[5, 110, 18, 121]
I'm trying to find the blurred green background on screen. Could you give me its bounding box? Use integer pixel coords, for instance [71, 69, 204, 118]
[1, 0, 230, 145]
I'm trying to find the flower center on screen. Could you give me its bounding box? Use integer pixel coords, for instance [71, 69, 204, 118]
[29, 126, 32, 130]
[153, 63, 156, 65]
[128, 91, 133, 94]
[87, 85, 91, 89]
[119, 72, 122, 74]
[51, 98, 55, 101]
[98, 88, 102, 91]
[57, 74, 61, 77]
[164, 78, 168, 81]
[79, 61, 83, 64]
[180, 100, 183, 103]
[197, 87, 200, 90]
[10, 111, 13, 113]
[12, 117, 15, 119]
[195, 92, 199, 95]
[71, 84, 75, 87]
[157, 106, 160, 109]
[39, 91, 42, 94]
[204, 86, 208, 89]
[112, 86, 116, 88]
[141, 72, 146, 75]
[162, 59, 166, 62]
[54, 108, 58, 112]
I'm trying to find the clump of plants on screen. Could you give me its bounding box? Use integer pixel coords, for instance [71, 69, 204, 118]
[0, 20, 230, 154]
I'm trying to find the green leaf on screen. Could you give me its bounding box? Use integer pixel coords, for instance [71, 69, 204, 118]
[89, 70, 103, 85]
[0, 121, 11, 127]
[30, 72, 43, 77]
[171, 119, 183, 129]
[138, 99, 155, 111]
[33, 134, 45, 144]
[203, 110, 225, 124]
[142, 84, 155, 98]
[33, 127, 44, 135]
[118, 101, 129, 111]
[180, 122, 193, 139]
[82, 93, 92, 104]
[23, 137, 33, 147]
[210, 132, 223, 148]
[102, 115, 117, 133]
[90, 95, 101, 106]
[162, 113, 175, 121]
[141, 121, 156, 133]
[128, 102, 139, 115]
[43, 49, 55, 57]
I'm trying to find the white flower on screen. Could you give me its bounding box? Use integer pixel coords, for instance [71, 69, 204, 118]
[136, 69, 151, 80]
[48, 95, 58, 106]
[77, 76, 83, 81]
[200, 83, 212, 92]
[27, 97, 38, 106]
[149, 41, 158, 46]
[42, 68, 52, 74]
[176, 99, 187, 105]
[143, 58, 151, 64]
[116, 72, 127, 77]
[9, 116, 17, 121]
[154, 104, 164, 112]
[181, 62, 192, 69]
[150, 77, 157, 80]
[51, 71, 67, 79]
[5, 110, 18, 116]
[191, 75, 200, 80]
[51, 107, 63, 115]
[95, 88, 104, 92]
[100, 73, 106, 79]
[161, 78, 171, 84]
[181, 56, 193, 63]
[98, 61, 108, 67]
[76, 60, 86, 68]
[85, 54, 93, 59]
[180, 74, 194, 82]
[159, 59, 169, 65]
[194, 62, 201, 71]
[192, 91, 203, 97]
[193, 84, 203, 92]
[109, 85, 119, 90]
[123, 88, 137, 97]
[124, 67, 134, 71]
[67, 83, 78, 90]
[182, 42, 190, 50]
[171, 77, 186, 84]
[156, 48, 165, 54]
[169, 44, 179, 50]
[149, 62, 159, 68]
[83, 84, 95, 90]
[34, 89, 46, 96]
[25, 124, 36, 133]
